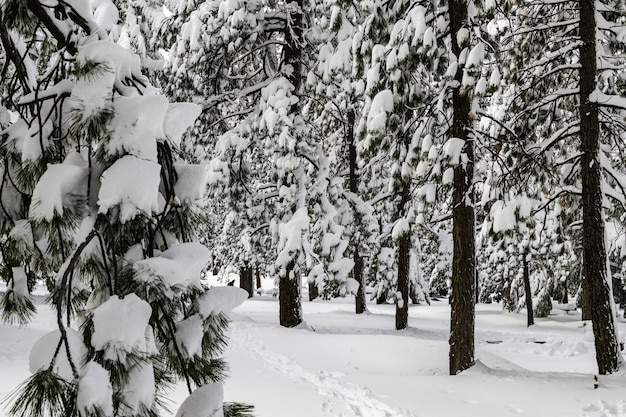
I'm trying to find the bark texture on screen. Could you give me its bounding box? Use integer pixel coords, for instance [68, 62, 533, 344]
[278, 0, 304, 328]
[579, 0, 621, 375]
[348, 109, 367, 315]
[396, 231, 410, 330]
[395, 185, 411, 330]
[239, 264, 254, 298]
[523, 252, 534, 327]
[449, 0, 476, 375]
[280, 262, 303, 327]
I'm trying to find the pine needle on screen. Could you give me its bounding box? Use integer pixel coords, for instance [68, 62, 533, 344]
[4, 370, 76, 417]
[0, 289, 36, 326]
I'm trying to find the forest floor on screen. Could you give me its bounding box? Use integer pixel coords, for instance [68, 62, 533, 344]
[2, 283, 626, 417]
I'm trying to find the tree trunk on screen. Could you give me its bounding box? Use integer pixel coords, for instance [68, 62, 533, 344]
[523, 252, 534, 327]
[255, 266, 261, 292]
[347, 109, 367, 315]
[395, 183, 411, 330]
[580, 269, 592, 320]
[280, 261, 303, 327]
[579, 0, 621, 375]
[239, 264, 254, 298]
[308, 281, 319, 301]
[449, 0, 476, 375]
[396, 231, 410, 330]
[277, 0, 304, 329]
[354, 251, 366, 314]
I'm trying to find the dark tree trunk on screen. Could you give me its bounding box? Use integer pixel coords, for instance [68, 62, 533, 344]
[347, 109, 367, 314]
[523, 252, 534, 327]
[376, 290, 387, 304]
[449, 0, 476, 375]
[579, 0, 620, 375]
[396, 231, 410, 330]
[280, 261, 303, 327]
[239, 264, 254, 298]
[308, 281, 319, 301]
[255, 266, 261, 291]
[278, 0, 304, 329]
[395, 184, 411, 330]
[354, 252, 366, 314]
[581, 270, 592, 320]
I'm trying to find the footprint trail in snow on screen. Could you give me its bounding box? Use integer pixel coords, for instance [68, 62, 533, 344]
[229, 323, 419, 417]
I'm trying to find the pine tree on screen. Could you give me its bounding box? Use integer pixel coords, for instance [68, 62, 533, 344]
[0, 1, 252, 416]
[501, 0, 626, 374]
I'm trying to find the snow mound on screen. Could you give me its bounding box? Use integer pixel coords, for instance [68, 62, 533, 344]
[198, 287, 248, 318]
[91, 293, 152, 360]
[29, 328, 87, 381]
[123, 363, 156, 413]
[77, 361, 114, 417]
[134, 242, 211, 290]
[174, 163, 209, 204]
[164, 103, 202, 147]
[97, 155, 161, 222]
[175, 383, 224, 417]
[29, 161, 87, 221]
[175, 314, 205, 358]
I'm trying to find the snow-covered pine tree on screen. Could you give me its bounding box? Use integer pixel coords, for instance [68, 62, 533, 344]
[360, 0, 499, 368]
[355, 0, 435, 330]
[303, 0, 378, 312]
[0, 1, 252, 416]
[502, 0, 626, 374]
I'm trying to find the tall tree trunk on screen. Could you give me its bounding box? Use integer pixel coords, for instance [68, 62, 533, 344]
[354, 252, 366, 313]
[579, 0, 620, 374]
[580, 269, 592, 320]
[278, 0, 304, 329]
[395, 185, 411, 330]
[239, 263, 254, 298]
[396, 231, 410, 330]
[523, 251, 534, 327]
[308, 281, 319, 301]
[280, 261, 303, 327]
[347, 109, 367, 314]
[255, 266, 261, 291]
[449, 0, 476, 375]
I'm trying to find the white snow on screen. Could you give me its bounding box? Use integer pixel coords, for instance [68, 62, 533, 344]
[345, 278, 360, 294]
[392, 218, 410, 241]
[134, 242, 211, 290]
[77, 361, 114, 417]
[466, 43, 485, 68]
[175, 314, 205, 358]
[92, 0, 119, 31]
[367, 89, 394, 133]
[174, 163, 209, 204]
[29, 328, 87, 381]
[10, 267, 29, 296]
[443, 137, 465, 165]
[5, 283, 626, 417]
[29, 154, 87, 221]
[91, 293, 152, 360]
[198, 286, 248, 318]
[164, 103, 202, 148]
[175, 383, 224, 417]
[491, 200, 517, 233]
[97, 155, 161, 222]
[123, 363, 156, 413]
[106, 95, 168, 161]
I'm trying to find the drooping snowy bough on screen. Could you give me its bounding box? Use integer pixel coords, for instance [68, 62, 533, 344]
[0, 1, 251, 416]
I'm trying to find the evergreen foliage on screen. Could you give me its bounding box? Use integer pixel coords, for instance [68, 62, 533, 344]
[0, 1, 252, 415]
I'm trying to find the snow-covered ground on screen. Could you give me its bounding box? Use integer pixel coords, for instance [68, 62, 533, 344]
[2, 285, 626, 417]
